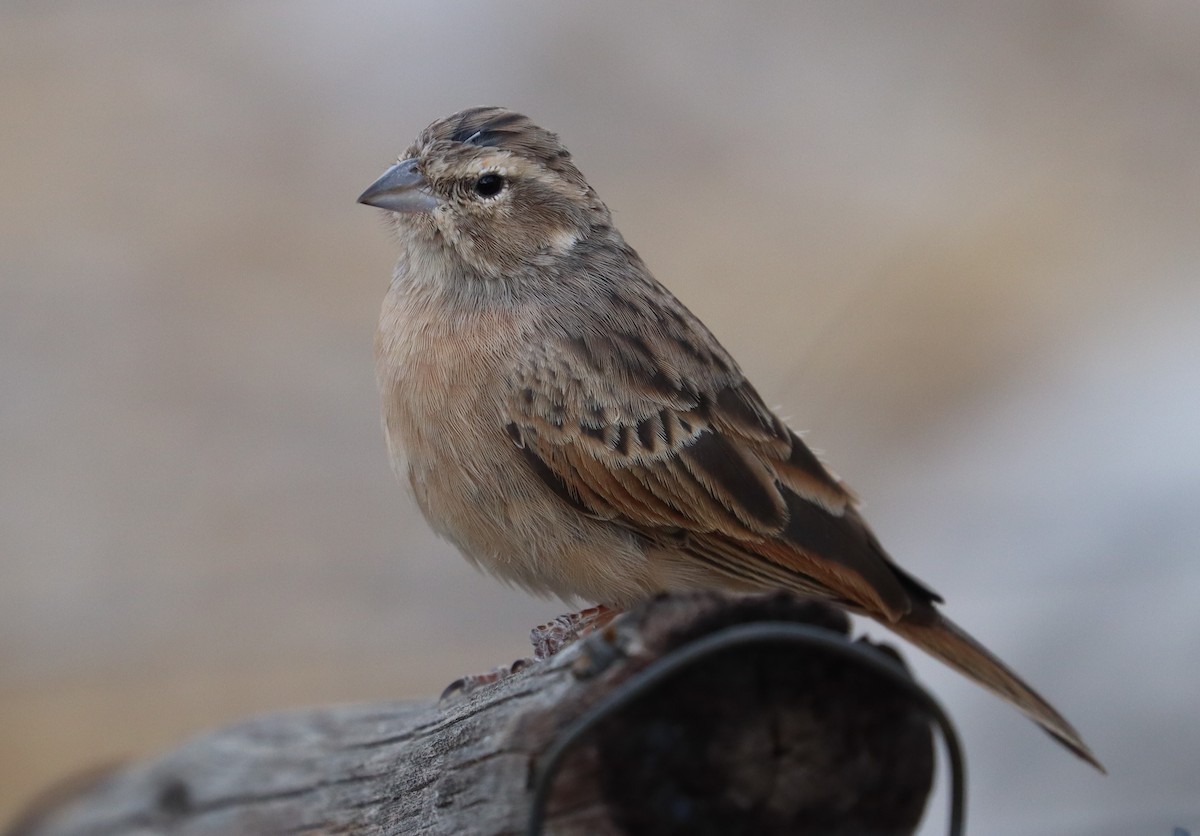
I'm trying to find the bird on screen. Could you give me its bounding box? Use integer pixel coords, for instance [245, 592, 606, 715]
[358, 106, 1102, 771]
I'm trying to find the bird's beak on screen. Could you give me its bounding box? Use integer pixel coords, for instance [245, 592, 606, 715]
[357, 159, 439, 214]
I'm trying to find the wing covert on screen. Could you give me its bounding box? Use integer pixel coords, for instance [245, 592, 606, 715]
[502, 308, 926, 619]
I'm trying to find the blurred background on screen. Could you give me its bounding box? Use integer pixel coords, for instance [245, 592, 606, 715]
[2, 3, 1197, 834]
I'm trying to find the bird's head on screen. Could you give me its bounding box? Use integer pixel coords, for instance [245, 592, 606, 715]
[359, 108, 608, 281]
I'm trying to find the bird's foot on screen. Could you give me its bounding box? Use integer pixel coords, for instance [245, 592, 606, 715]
[441, 605, 619, 699]
[440, 657, 532, 700]
[530, 604, 618, 660]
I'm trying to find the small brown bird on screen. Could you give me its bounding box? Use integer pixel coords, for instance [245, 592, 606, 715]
[359, 107, 1101, 770]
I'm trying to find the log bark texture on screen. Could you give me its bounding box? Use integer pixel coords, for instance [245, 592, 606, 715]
[8, 592, 936, 836]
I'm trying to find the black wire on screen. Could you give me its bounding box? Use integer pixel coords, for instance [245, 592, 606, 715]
[526, 621, 965, 836]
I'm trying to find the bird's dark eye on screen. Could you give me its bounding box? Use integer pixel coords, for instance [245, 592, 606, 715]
[473, 173, 505, 198]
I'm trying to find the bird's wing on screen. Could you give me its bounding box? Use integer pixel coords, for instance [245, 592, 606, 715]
[504, 305, 937, 619]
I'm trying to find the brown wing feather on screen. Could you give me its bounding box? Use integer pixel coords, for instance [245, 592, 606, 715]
[505, 315, 936, 621]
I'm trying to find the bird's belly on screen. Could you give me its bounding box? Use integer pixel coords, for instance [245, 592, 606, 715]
[405, 424, 659, 604]
[377, 308, 655, 604]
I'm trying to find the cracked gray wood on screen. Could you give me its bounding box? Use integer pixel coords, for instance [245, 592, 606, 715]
[7, 593, 936, 836]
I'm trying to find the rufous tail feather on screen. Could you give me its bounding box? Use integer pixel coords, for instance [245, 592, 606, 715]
[891, 610, 1105, 772]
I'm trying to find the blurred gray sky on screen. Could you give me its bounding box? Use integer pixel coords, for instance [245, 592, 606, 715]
[2, 3, 1198, 833]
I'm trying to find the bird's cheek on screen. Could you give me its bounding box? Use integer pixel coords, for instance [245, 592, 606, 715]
[473, 219, 527, 259]
[430, 204, 453, 228]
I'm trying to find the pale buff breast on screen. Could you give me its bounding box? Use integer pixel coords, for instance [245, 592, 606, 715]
[374, 277, 661, 604]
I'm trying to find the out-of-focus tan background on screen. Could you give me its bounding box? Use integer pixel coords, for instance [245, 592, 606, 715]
[2, 3, 1197, 834]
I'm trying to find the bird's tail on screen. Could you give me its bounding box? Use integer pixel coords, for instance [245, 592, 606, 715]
[891, 610, 1105, 772]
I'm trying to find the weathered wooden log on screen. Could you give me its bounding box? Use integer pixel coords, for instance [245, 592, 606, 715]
[7, 592, 938, 836]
